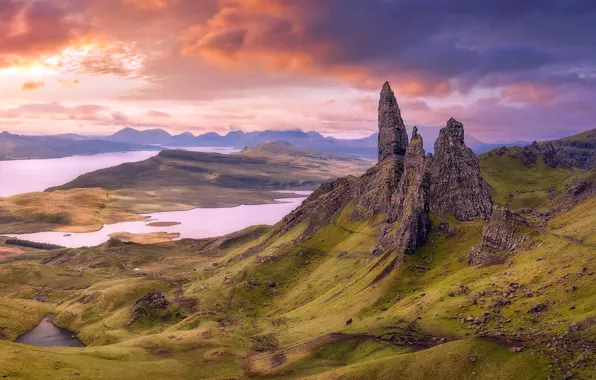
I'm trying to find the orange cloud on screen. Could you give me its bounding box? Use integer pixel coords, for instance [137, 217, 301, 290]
[179, 0, 453, 97]
[0, 1, 88, 58]
[21, 81, 45, 91]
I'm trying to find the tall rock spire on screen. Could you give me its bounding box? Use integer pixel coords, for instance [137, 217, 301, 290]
[378, 82, 409, 162]
[429, 118, 493, 221]
[373, 127, 431, 257]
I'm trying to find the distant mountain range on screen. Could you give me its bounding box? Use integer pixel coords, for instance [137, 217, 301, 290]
[0, 131, 160, 161]
[0, 126, 528, 161]
[103, 127, 525, 156]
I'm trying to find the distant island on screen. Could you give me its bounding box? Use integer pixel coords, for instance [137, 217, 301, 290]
[0, 131, 160, 161]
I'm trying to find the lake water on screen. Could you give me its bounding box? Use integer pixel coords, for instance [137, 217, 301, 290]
[0, 147, 239, 197]
[14, 314, 85, 347]
[8, 194, 309, 248]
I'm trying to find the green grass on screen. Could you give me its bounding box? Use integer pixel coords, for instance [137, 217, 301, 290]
[1, 155, 596, 378]
[479, 147, 580, 209]
[306, 338, 549, 380]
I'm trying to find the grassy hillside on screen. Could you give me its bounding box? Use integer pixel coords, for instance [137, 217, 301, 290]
[1, 183, 595, 378]
[479, 146, 583, 210]
[2, 137, 596, 378]
[0, 188, 141, 234]
[50, 143, 373, 194]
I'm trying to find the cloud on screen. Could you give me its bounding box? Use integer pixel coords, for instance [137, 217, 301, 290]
[21, 81, 45, 91]
[146, 110, 172, 118]
[0, 0, 88, 57]
[177, 0, 596, 97]
[2, 0, 596, 142]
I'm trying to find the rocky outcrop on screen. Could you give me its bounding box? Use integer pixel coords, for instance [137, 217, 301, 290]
[274, 155, 404, 233]
[350, 157, 403, 220]
[429, 118, 493, 221]
[519, 142, 540, 166]
[128, 290, 169, 325]
[467, 205, 531, 266]
[539, 141, 559, 168]
[276, 176, 357, 235]
[543, 138, 596, 168]
[273, 81, 410, 234]
[378, 82, 409, 162]
[373, 128, 431, 257]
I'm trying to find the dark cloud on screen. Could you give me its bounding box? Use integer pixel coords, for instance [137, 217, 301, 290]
[181, 0, 596, 96]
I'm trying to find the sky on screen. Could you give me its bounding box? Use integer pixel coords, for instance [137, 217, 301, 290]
[0, 0, 595, 141]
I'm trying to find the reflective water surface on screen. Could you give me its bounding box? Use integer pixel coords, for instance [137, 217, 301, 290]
[9, 195, 308, 248]
[14, 314, 85, 347]
[0, 147, 239, 197]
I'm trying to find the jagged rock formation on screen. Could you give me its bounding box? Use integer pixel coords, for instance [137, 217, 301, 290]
[539, 141, 559, 168]
[429, 118, 493, 221]
[467, 205, 531, 265]
[373, 128, 431, 257]
[127, 290, 169, 325]
[350, 157, 403, 220]
[268, 87, 494, 263]
[378, 82, 409, 162]
[277, 176, 357, 235]
[517, 142, 540, 166]
[274, 82, 410, 234]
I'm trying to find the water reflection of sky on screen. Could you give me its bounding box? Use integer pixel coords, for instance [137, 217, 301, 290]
[0, 147, 240, 197]
[9, 196, 307, 248]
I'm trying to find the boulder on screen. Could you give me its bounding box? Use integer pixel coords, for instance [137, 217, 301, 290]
[128, 290, 169, 325]
[467, 205, 531, 265]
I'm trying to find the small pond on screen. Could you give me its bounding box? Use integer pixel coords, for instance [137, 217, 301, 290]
[14, 314, 85, 347]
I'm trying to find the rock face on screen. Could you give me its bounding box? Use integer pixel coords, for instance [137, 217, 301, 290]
[378, 82, 409, 162]
[429, 118, 493, 221]
[467, 205, 530, 265]
[539, 141, 559, 168]
[128, 290, 169, 325]
[351, 157, 403, 220]
[266, 86, 495, 265]
[276, 176, 357, 236]
[274, 81, 410, 234]
[373, 128, 431, 257]
[540, 130, 596, 169]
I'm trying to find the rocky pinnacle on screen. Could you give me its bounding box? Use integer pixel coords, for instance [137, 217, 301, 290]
[429, 118, 493, 220]
[373, 127, 430, 257]
[378, 82, 409, 162]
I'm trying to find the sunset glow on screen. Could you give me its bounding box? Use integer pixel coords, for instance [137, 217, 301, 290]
[0, 0, 595, 141]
